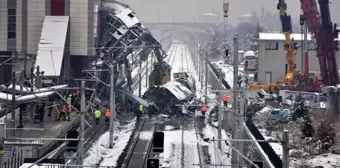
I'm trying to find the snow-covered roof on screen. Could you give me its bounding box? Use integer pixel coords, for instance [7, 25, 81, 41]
[0, 91, 55, 103]
[0, 84, 67, 93]
[20, 163, 61, 168]
[260, 32, 340, 41]
[35, 16, 69, 76]
[162, 81, 193, 100]
[103, 2, 140, 28]
[259, 33, 312, 41]
[244, 50, 256, 56]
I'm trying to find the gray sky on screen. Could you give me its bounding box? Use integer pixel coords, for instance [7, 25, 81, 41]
[122, 0, 339, 24]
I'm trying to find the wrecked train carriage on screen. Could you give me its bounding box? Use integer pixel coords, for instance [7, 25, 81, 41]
[143, 80, 194, 115]
[174, 74, 196, 94]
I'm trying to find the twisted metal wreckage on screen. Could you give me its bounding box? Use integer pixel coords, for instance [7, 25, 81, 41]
[92, 2, 195, 115]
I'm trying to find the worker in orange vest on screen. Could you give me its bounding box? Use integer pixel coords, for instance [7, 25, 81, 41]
[222, 95, 229, 107]
[66, 104, 72, 121]
[201, 104, 208, 118]
[58, 105, 67, 121]
[105, 109, 111, 125]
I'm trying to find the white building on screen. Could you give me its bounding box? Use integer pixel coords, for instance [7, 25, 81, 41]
[257, 32, 340, 85]
[0, 0, 100, 84]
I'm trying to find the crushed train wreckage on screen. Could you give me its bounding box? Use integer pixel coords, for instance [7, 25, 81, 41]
[143, 73, 197, 115]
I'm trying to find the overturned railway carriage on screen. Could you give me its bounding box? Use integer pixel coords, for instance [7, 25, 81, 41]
[143, 73, 196, 115]
[93, 2, 170, 106]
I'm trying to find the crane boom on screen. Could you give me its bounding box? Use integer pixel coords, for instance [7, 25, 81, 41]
[318, 0, 339, 85]
[277, 0, 297, 84]
[300, 0, 340, 114]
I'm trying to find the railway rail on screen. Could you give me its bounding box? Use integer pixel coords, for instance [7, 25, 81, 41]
[194, 117, 211, 168]
[119, 118, 158, 168]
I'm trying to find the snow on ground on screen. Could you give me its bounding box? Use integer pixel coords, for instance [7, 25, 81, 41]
[259, 129, 283, 158]
[212, 62, 243, 89]
[84, 120, 136, 167]
[202, 124, 232, 165]
[307, 153, 340, 167]
[138, 131, 154, 140]
[160, 127, 200, 168]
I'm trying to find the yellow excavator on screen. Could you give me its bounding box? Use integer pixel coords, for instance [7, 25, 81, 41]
[249, 0, 298, 92]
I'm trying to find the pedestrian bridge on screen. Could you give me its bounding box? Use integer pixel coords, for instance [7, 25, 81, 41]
[144, 22, 215, 33]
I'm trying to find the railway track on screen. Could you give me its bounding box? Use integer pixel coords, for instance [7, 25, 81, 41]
[119, 118, 157, 168]
[194, 117, 211, 168]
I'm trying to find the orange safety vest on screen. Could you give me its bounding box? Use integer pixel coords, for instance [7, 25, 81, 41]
[67, 104, 72, 112]
[222, 96, 229, 101]
[105, 110, 111, 117]
[201, 105, 208, 112]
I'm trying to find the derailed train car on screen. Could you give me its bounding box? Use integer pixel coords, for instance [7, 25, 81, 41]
[143, 72, 196, 115]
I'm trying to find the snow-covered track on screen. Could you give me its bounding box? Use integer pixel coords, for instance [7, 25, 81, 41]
[120, 118, 157, 168]
[195, 118, 211, 168]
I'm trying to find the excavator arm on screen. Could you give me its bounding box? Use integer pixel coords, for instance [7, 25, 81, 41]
[277, 0, 297, 84]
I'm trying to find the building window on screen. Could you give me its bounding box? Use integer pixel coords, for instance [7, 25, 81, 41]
[7, 9, 16, 39]
[307, 41, 316, 51]
[265, 42, 278, 50]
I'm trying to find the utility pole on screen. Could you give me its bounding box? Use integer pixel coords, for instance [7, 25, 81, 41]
[0, 117, 4, 166]
[200, 52, 204, 89]
[204, 53, 208, 104]
[282, 130, 289, 168]
[18, 71, 24, 128]
[78, 81, 85, 166]
[138, 55, 142, 97]
[231, 33, 239, 167]
[237, 80, 246, 166]
[36, 66, 40, 88]
[218, 68, 223, 150]
[196, 45, 200, 79]
[11, 72, 16, 121]
[146, 54, 149, 88]
[109, 65, 115, 149]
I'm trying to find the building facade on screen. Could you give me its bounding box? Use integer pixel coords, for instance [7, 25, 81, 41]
[257, 32, 340, 85]
[0, 0, 99, 84]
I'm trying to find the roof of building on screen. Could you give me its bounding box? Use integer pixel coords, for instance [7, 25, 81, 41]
[259, 32, 312, 41]
[35, 16, 69, 76]
[259, 32, 340, 41]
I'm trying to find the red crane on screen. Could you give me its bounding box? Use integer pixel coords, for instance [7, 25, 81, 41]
[300, 0, 340, 112]
[300, 0, 339, 85]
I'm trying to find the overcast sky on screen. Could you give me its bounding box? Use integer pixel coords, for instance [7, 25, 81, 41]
[122, 0, 339, 24]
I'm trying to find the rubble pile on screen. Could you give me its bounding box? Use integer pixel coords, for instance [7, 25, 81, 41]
[143, 81, 194, 115]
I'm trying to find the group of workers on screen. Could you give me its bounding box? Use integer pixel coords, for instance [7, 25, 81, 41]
[94, 108, 111, 125]
[58, 94, 73, 121]
[200, 95, 230, 117]
[57, 90, 146, 125]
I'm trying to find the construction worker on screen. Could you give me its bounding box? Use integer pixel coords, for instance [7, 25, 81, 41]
[66, 94, 72, 106]
[105, 109, 111, 125]
[201, 104, 208, 118]
[58, 105, 67, 121]
[222, 95, 229, 107]
[139, 104, 144, 117]
[66, 104, 72, 121]
[94, 109, 101, 125]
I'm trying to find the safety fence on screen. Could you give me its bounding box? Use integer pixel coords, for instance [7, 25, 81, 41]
[245, 119, 282, 168]
[205, 58, 282, 167]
